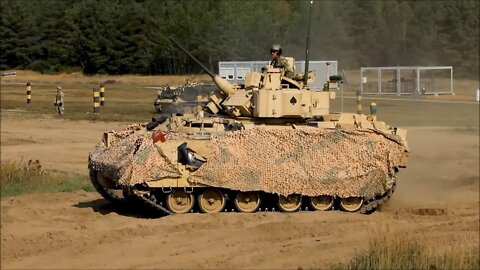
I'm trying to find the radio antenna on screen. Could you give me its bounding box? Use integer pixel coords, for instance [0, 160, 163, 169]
[303, 0, 314, 86]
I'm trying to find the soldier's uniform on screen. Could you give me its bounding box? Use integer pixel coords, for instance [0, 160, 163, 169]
[270, 56, 294, 78]
[268, 44, 295, 78]
[54, 86, 64, 115]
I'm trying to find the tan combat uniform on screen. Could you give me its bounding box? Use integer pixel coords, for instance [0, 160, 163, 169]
[270, 56, 294, 78]
[54, 89, 64, 115]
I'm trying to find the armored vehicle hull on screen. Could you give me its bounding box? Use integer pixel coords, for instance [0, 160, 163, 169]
[88, 113, 408, 215]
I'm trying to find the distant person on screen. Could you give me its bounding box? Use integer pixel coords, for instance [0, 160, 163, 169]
[54, 86, 64, 115]
[269, 44, 294, 78]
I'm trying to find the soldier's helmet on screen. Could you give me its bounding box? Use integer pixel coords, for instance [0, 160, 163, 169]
[270, 44, 282, 55]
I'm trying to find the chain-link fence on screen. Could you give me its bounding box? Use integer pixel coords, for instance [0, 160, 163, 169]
[360, 66, 454, 96]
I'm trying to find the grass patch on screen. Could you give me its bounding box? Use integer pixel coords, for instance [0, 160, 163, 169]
[1, 70, 479, 127]
[334, 226, 479, 270]
[0, 159, 94, 197]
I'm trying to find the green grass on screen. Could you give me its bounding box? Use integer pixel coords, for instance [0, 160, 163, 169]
[334, 226, 479, 270]
[0, 159, 94, 197]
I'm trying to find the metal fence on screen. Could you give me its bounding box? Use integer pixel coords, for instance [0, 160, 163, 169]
[360, 66, 454, 96]
[219, 60, 338, 89]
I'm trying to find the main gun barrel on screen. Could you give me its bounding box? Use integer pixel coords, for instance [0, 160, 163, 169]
[169, 37, 216, 78]
[169, 37, 235, 96]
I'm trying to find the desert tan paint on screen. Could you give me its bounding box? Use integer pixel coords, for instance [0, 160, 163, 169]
[208, 65, 336, 119]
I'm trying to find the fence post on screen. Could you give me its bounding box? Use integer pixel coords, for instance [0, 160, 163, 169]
[356, 89, 362, 114]
[26, 82, 32, 104]
[340, 81, 344, 113]
[93, 88, 100, 114]
[100, 84, 105, 106]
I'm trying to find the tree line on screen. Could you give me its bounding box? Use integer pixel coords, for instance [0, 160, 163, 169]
[0, 0, 478, 78]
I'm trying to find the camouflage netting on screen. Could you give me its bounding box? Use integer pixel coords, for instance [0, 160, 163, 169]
[88, 123, 181, 186]
[89, 123, 408, 198]
[189, 128, 408, 198]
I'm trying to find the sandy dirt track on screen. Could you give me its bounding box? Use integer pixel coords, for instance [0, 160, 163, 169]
[1, 113, 479, 269]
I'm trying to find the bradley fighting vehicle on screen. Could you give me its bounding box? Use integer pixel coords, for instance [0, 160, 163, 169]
[89, 4, 409, 215]
[153, 82, 215, 113]
[154, 84, 183, 112]
[88, 37, 409, 216]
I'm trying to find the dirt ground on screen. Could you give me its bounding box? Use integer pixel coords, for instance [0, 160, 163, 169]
[1, 92, 479, 268]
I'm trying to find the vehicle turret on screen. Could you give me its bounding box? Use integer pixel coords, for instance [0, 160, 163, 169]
[169, 38, 335, 119]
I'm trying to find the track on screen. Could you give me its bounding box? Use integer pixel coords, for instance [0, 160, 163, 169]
[358, 177, 396, 214]
[90, 169, 397, 216]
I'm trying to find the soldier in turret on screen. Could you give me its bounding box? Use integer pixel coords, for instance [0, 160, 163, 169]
[269, 44, 294, 78]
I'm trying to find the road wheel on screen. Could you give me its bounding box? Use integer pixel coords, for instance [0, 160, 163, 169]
[198, 189, 226, 213]
[310, 195, 334, 211]
[339, 197, 364, 212]
[277, 194, 302, 212]
[166, 189, 194, 214]
[234, 192, 261, 213]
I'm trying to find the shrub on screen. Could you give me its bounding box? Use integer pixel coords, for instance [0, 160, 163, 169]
[335, 226, 479, 270]
[29, 60, 51, 74]
[0, 159, 94, 197]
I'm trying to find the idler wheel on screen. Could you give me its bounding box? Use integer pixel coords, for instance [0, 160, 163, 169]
[339, 197, 364, 212]
[198, 189, 226, 213]
[89, 169, 125, 204]
[234, 191, 261, 213]
[277, 194, 302, 212]
[166, 189, 194, 214]
[310, 195, 334, 211]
